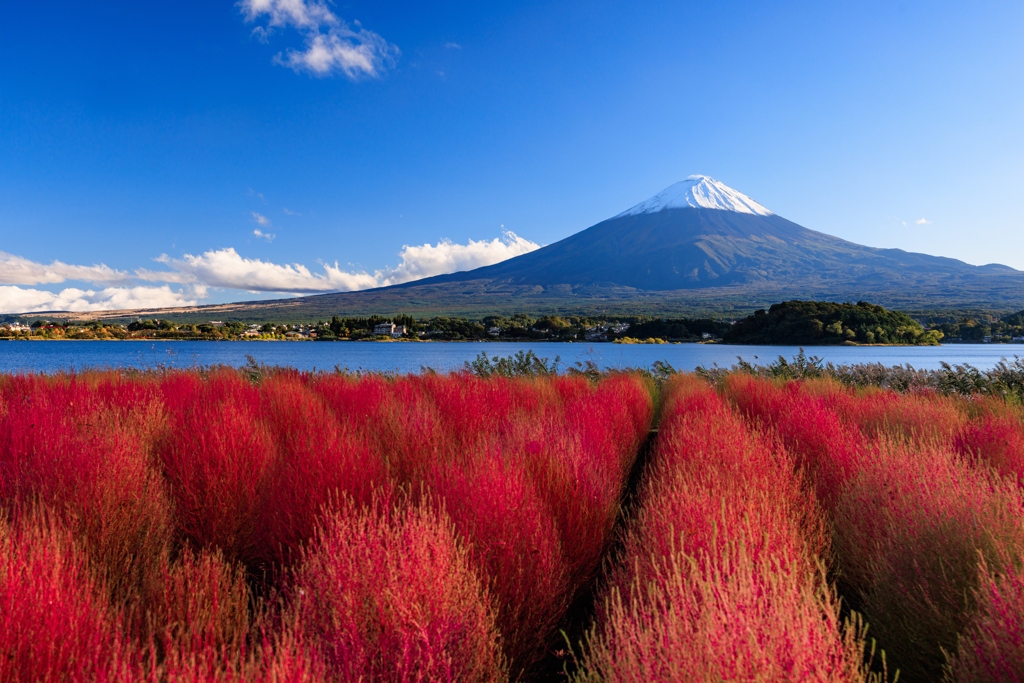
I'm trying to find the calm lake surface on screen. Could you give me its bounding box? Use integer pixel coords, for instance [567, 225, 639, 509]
[1, 340, 1021, 374]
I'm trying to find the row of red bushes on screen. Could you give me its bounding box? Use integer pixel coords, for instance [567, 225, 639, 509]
[720, 375, 1024, 682]
[574, 374, 873, 681]
[0, 369, 654, 681]
[2, 368, 1024, 681]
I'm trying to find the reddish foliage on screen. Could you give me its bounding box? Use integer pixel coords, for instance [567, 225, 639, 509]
[0, 368, 651, 679]
[254, 373, 387, 567]
[946, 560, 1024, 682]
[0, 514, 137, 682]
[291, 499, 505, 683]
[157, 369, 277, 565]
[832, 439, 1024, 681]
[0, 374, 173, 615]
[310, 371, 654, 673]
[722, 373, 864, 510]
[954, 413, 1024, 483]
[424, 444, 570, 672]
[725, 373, 1024, 682]
[800, 378, 967, 444]
[579, 374, 868, 682]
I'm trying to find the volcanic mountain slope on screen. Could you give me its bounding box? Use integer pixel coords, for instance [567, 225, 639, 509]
[412, 175, 1017, 291]
[50, 176, 1024, 322]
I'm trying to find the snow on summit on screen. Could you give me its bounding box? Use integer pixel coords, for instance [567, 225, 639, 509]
[616, 175, 774, 217]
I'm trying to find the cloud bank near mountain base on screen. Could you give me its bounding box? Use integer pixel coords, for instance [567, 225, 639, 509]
[0, 231, 540, 313]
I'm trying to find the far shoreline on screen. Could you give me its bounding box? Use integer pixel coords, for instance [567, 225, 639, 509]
[2, 337, 1018, 348]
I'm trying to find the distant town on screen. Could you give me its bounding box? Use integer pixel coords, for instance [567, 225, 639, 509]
[0, 314, 730, 343]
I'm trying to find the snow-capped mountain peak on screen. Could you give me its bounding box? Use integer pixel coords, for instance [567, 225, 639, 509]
[615, 175, 773, 217]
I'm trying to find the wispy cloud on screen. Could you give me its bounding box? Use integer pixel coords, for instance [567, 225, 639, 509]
[282, 207, 300, 216]
[253, 228, 276, 242]
[916, 217, 932, 225]
[240, 0, 399, 79]
[251, 211, 272, 226]
[444, 42, 462, 49]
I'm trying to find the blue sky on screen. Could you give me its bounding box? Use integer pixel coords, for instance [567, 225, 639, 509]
[1, 0, 1022, 312]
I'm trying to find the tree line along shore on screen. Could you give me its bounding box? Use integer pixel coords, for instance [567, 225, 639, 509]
[2, 300, 1024, 345]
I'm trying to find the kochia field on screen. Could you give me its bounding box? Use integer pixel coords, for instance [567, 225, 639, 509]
[0, 367, 1022, 682]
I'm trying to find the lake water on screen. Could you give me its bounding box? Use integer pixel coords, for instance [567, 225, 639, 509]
[1, 340, 1021, 374]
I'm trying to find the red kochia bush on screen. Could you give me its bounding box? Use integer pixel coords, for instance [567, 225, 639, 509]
[954, 413, 1024, 483]
[799, 379, 967, 444]
[832, 439, 1024, 682]
[0, 514, 136, 682]
[0, 374, 173, 613]
[945, 560, 1024, 682]
[424, 441, 569, 673]
[0, 368, 652, 680]
[577, 374, 869, 682]
[722, 373, 864, 511]
[726, 374, 1024, 682]
[291, 498, 505, 683]
[254, 373, 387, 567]
[311, 371, 653, 673]
[158, 369, 277, 565]
[151, 546, 325, 683]
[151, 548, 251, 672]
[519, 374, 654, 589]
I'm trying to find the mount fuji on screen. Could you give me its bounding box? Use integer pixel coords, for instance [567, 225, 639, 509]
[404, 174, 1019, 295]
[59, 176, 1024, 321]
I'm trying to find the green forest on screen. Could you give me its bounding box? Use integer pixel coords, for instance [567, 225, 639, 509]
[724, 301, 944, 346]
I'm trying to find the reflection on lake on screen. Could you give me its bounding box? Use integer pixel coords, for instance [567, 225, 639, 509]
[1, 340, 1022, 374]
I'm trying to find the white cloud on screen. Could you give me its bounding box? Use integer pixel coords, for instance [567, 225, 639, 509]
[376, 231, 539, 286]
[155, 231, 540, 294]
[253, 228, 276, 242]
[0, 231, 540, 310]
[0, 251, 132, 286]
[134, 268, 198, 285]
[252, 211, 272, 226]
[158, 247, 377, 293]
[240, 0, 335, 30]
[0, 285, 198, 314]
[444, 42, 462, 49]
[916, 218, 931, 225]
[240, 0, 398, 79]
